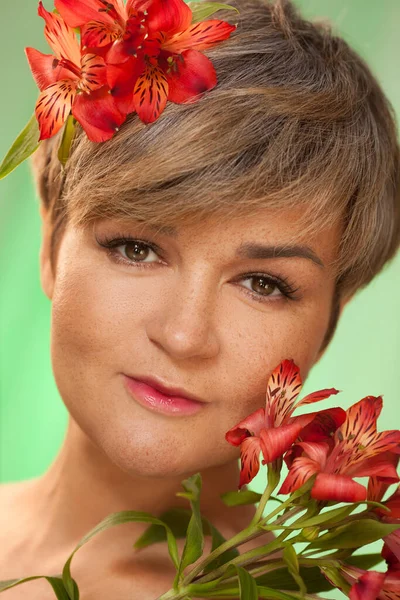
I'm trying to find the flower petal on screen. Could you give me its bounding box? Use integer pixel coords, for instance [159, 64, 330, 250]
[259, 413, 316, 465]
[166, 49, 217, 104]
[238, 436, 262, 489]
[225, 407, 266, 446]
[266, 359, 302, 427]
[279, 457, 320, 495]
[81, 21, 122, 49]
[297, 387, 341, 407]
[55, 0, 116, 28]
[72, 87, 126, 142]
[108, 57, 144, 114]
[382, 530, 400, 571]
[163, 19, 237, 53]
[35, 79, 77, 140]
[348, 570, 386, 600]
[337, 396, 383, 449]
[38, 1, 81, 65]
[299, 407, 347, 443]
[25, 47, 75, 91]
[79, 53, 108, 92]
[146, 0, 193, 36]
[133, 63, 169, 123]
[311, 473, 367, 502]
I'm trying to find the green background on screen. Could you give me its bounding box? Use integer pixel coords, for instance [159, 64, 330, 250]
[0, 2, 399, 596]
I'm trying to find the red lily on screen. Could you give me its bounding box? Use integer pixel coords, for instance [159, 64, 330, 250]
[54, 0, 153, 49]
[26, 2, 125, 141]
[368, 476, 400, 569]
[280, 396, 400, 502]
[225, 359, 343, 489]
[340, 565, 400, 600]
[100, 0, 237, 122]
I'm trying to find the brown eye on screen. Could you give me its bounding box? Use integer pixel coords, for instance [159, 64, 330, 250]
[125, 241, 152, 262]
[251, 276, 277, 296]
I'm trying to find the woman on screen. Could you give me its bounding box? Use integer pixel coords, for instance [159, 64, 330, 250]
[0, 0, 399, 598]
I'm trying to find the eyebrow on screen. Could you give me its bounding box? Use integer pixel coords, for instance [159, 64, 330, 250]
[146, 224, 325, 268]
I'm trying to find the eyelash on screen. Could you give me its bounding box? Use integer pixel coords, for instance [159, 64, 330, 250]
[95, 234, 302, 304]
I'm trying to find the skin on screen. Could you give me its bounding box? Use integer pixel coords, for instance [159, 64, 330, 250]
[0, 203, 352, 593]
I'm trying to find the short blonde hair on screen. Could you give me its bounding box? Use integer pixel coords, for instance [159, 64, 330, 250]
[33, 0, 400, 309]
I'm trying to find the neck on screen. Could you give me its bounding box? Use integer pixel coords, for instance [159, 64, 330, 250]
[24, 417, 253, 558]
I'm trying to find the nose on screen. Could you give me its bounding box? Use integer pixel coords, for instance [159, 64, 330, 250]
[145, 269, 220, 360]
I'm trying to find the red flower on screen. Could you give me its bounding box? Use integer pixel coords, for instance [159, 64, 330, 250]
[225, 359, 343, 489]
[368, 477, 400, 571]
[54, 0, 151, 48]
[280, 397, 400, 502]
[341, 565, 400, 600]
[103, 0, 237, 122]
[26, 2, 125, 141]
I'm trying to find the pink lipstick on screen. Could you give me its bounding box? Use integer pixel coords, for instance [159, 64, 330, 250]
[123, 375, 206, 416]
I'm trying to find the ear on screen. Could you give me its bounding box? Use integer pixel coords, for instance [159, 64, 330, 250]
[39, 203, 55, 300]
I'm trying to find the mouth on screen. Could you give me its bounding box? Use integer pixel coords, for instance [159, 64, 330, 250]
[122, 374, 208, 417]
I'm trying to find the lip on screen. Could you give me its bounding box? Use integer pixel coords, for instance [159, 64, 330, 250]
[122, 375, 207, 416]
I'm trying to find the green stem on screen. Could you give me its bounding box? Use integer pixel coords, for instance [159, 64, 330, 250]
[191, 531, 291, 585]
[250, 467, 280, 526]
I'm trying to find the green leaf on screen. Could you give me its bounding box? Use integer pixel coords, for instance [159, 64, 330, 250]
[288, 505, 356, 530]
[134, 506, 239, 575]
[0, 575, 74, 599]
[0, 114, 40, 180]
[221, 490, 262, 507]
[283, 544, 307, 596]
[346, 553, 383, 570]
[188, 2, 239, 23]
[58, 115, 77, 166]
[257, 588, 308, 600]
[307, 519, 400, 550]
[176, 473, 205, 582]
[61, 510, 180, 599]
[320, 566, 351, 595]
[256, 566, 329, 594]
[235, 565, 259, 599]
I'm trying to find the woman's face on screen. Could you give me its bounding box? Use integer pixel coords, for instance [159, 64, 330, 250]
[40, 206, 344, 478]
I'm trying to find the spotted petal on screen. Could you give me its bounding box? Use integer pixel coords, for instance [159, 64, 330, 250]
[79, 53, 108, 93]
[133, 63, 169, 123]
[298, 407, 346, 443]
[266, 359, 303, 427]
[225, 407, 265, 447]
[81, 20, 123, 48]
[38, 2, 81, 65]
[166, 49, 217, 104]
[279, 456, 320, 495]
[25, 48, 76, 91]
[238, 436, 262, 489]
[162, 19, 237, 53]
[35, 79, 77, 140]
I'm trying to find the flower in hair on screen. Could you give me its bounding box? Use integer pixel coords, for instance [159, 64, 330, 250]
[25, 2, 126, 142]
[0, 0, 238, 179]
[28, 0, 238, 139]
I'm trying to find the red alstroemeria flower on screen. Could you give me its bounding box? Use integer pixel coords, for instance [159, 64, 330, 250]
[26, 2, 125, 141]
[340, 565, 400, 600]
[54, 0, 152, 49]
[225, 359, 343, 489]
[368, 478, 400, 569]
[103, 0, 237, 122]
[280, 396, 400, 502]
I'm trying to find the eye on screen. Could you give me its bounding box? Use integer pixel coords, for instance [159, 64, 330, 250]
[236, 273, 301, 303]
[95, 234, 301, 303]
[96, 234, 164, 268]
